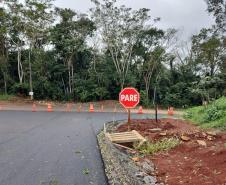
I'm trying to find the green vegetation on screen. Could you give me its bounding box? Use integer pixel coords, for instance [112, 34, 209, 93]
[0, 94, 15, 101]
[184, 97, 226, 130]
[82, 168, 90, 175]
[0, 0, 225, 107]
[47, 178, 60, 185]
[136, 138, 180, 155]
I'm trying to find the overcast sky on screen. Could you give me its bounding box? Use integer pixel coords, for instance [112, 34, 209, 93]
[54, 0, 215, 41]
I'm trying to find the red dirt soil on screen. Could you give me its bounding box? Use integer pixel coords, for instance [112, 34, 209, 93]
[117, 118, 226, 185]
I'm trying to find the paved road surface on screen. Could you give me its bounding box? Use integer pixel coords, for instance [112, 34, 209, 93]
[0, 111, 154, 185]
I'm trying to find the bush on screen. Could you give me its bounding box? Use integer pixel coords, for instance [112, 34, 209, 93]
[184, 97, 226, 130]
[11, 83, 29, 96]
[203, 106, 224, 122]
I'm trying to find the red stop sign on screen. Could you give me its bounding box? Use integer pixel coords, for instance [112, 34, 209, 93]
[119, 87, 140, 109]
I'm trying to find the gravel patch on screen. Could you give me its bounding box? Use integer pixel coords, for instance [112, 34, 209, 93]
[97, 121, 163, 185]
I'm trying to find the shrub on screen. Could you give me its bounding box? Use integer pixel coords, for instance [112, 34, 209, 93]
[184, 97, 226, 130]
[203, 106, 224, 122]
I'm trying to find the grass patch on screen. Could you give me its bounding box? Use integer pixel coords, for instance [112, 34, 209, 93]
[82, 168, 90, 175]
[0, 94, 15, 101]
[49, 179, 59, 185]
[184, 97, 226, 130]
[135, 138, 180, 155]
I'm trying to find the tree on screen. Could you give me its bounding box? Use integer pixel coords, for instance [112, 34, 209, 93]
[6, 0, 26, 84]
[50, 8, 95, 97]
[192, 28, 224, 77]
[23, 0, 55, 99]
[205, 0, 226, 32]
[91, 0, 151, 89]
[0, 6, 9, 94]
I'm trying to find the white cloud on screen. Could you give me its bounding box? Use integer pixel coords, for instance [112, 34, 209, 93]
[43, 0, 216, 41]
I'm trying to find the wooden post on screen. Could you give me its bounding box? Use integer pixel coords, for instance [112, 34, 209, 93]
[155, 104, 158, 123]
[128, 108, 131, 123]
[128, 109, 131, 131]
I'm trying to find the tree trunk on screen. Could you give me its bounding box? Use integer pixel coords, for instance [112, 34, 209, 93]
[17, 46, 23, 84]
[68, 64, 72, 94]
[28, 45, 33, 100]
[71, 64, 75, 100]
[4, 73, 7, 95]
[144, 76, 150, 105]
[61, 76, 66, 96]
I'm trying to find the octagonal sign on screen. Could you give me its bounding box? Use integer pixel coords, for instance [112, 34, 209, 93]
[119, 87, 140, 109]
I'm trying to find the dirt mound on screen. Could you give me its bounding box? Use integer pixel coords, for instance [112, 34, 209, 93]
[117, 118, 226, 185]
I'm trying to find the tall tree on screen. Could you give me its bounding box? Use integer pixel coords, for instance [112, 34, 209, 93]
[23, 0, 54, 99]
[50, 8, 95, 96]
[192, 28, 224, 77]
[6, 0, 26, 84]
[91, 0, 151, 89]
[205, 0, 226, 32]
[0, 6, 9, 94]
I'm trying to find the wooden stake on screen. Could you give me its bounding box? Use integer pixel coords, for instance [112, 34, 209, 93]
[128, 109, 131, 131]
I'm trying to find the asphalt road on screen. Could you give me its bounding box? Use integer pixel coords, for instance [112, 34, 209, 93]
[0, 111, 154, 185]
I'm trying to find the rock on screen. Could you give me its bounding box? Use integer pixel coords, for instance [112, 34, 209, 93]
[181, 135, 190, 141]
[149, 128, 162, 132]
[159, 132, 167, 136]
[131, 157, 140, 162]
[135, 171, 147, 178]
[207, 131, 217, 136]
[207, 135, 214, 141]
[142, 161, 155, 174]
[144, 158, 152, 164]
[136, 162, 142, 167]
[197, 140, 207, 147]
[143, 175, 157, 184]
[202, 132, 207, 137]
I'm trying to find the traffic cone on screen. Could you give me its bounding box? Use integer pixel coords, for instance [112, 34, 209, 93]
[32, 103, 37, 112]
[137, 106, 143, 114]
[89, 103, 94, 112]
[168, 107, 174, 116]
[170, 107, 174, 116]
[47, 103, 53, 112]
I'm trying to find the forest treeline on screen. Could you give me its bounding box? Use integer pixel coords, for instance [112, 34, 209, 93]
[0, 0, 225, 107]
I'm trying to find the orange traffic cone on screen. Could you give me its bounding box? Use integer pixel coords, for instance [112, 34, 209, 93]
[32, 103, 37, 112]
[168, 107, 174, 116]
[170, 107, 174, 116]
[89, 103, 94, 112]
[137, 106, 143, 114]
[47, 103, 53, 112]
[167, 107, 170, 115]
